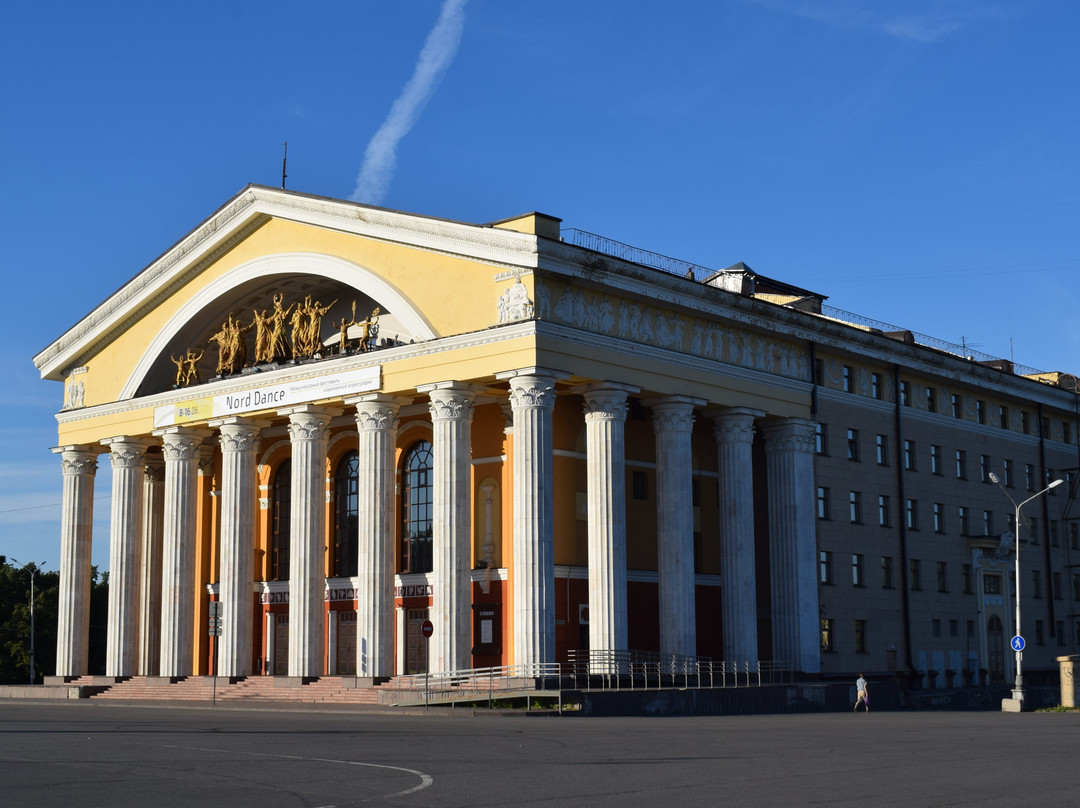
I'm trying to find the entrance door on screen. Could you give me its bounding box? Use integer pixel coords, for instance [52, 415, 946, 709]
[406, 608, 429, 674]
[337, 611, 357, 675]
[987, 615, 1004, 685]
[274, 615, 289, 676]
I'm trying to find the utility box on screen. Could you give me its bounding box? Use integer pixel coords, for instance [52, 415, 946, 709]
[1057, 655, 1080, 708]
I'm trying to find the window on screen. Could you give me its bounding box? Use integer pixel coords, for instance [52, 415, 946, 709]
[1003, 458, 1014, 487]
[849, 491, 862, 523]
[1021, 411, 1031, 434]
[910, 558, 922, 590]
[937, 561, 948, 592]
[1032, 569, 1042, 599]
[980, 454, 991, 483]
[958, 506, 970, 536]
[930, 444, 942, 474]
[906, 498, 919, 530]
[632, 470, 647, 499]
[1048, 468, 1058, 495]
[932, 502, 945, 533]
[332, 450, 359, 578]
[999, 405, 1009, 429]
[820, 550, 833, 584]
[843, 365, 854, 393]
[956, 450, 967, 479]
[951, 393, 963, 418]
[847, 429, 859, 461]
[1025, 463, 1035, 492]
[875, 434, 888, 465]
[984, 574, 1002, 595]
[871, 373, 882, 400]
[976, 399, 986, 424]
[815, 423, 827, 455]
[900, 380, 911, 407]
[881, 556, 894, 588]
[982, 509, 993, 536]
[852, 553, 865, 586]
[817, 487, 830, 520]
[1029, 516, 1039, 545]
[926, 387, 937, 413]
[962, 564, 974, 594]
[820, 618, 834, 652]
[270, 459, 292, 582]
[878, 495, 891, 527]
[1053, 571, 1062, 600]
[400, 440, 434, 574]
[854, 619, 867, 653]
[904, 440, 916, 470]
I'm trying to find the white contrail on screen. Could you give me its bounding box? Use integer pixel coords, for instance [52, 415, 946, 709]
[351, 0, 468, 204]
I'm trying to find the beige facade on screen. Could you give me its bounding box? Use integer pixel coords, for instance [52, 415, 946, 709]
[36, 185, 1080, 685]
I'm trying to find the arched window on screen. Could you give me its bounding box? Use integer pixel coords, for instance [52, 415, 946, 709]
[271, 459, 291, 581]
[400, 440, 433, 573]
[333, 450, 359, 578]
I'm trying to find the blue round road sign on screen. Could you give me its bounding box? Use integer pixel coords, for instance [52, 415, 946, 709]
[1011, 635, 1025, 651]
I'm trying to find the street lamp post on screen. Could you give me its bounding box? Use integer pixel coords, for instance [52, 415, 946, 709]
[987, 473, 1063, 710]
[9, 558, 39, 684]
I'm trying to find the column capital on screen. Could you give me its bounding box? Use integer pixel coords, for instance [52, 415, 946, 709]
[154, 427, 210, 460]
[761, 417, 818, 455]
[100, 437, 152, 467]
[211, 418, 268, 452]
[282, 406, 338, 442]
[423, 383, 479, 422]
[577, 383, 638, 423]
[713, 408, 764, 445]
[143, 458, 166, 483]
[352, 394, 407, 432]
[504, 373, 560, 411]
[53, 445, 99, 476]
[649, 397, 701, 434]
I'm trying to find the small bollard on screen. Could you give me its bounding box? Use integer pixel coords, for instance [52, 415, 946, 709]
[1057, 655, 1080, 708]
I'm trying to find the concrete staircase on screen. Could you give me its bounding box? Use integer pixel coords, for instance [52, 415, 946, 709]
[66, 675, 401, 706]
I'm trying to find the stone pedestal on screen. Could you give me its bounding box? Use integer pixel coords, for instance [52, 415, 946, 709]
[1057, 655, 1079, 708]
[54, 446, 98, 678]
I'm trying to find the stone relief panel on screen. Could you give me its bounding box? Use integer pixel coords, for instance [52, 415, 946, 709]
[496, 279, 534, 324]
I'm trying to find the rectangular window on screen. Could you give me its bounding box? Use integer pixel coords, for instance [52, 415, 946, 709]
[937, 561, 948, 592]
[852, 553, 864, 587]
[815, 423, 827, 455]
[910, 558, 922, 591]
[958, 506, 970, 536]
[849, 491, 862, 524]
[1025, 463, 1035, 492]
[900, 380, 911, 407]
[871, 373, 882, 400]
[819, 550, 833, 584]
[906, 499, 918, 530]
[999, 405, 1009, 429]
[1048, 468, 1058, 495]
[1029, 516, 1039, 545]
[875, 434, 888, 465]
[821, 618, 834, 652]
[878, 495, 891, 527]
[982, 509, 993, 536]
[1003, 458, 1014, 487]
[1032, 569, 1042, 598]
[882, 556, 894, 589]
[817, 487, 830, 520]
[847, 429, 859, 461]
[956, 450, 967, 479]
[951, 393, 963, 418]
[904, 440, 916, 471]
[962, 564, 974, 594]
[843, 365, 853, 393]
[980, 454, 991, 483]
[933, 502, 945, 533]
[976, 399, 986, 424]
[854, 619, 867, 653]
[984, 574, 1002, 595]
[930, 444, 942, 474]
[926, 387, 937, 413]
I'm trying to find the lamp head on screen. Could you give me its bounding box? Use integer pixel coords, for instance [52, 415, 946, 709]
[988, 472, 1000, 484]
[1050, 479, 1065, 489]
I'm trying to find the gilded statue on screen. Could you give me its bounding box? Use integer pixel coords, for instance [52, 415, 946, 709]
[171, 348, 204, 387]
[267, 293, 294, 362]
[357, 306, 380, 352]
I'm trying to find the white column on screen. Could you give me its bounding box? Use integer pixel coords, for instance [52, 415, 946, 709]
[101, 438, 150, 677]
[503, 371, 558, 667]
[54, 446, 98, 678]
[137, 458, 165, 676]
[213, 418, 263, 677]
[282, 405, 336, 679]
[349, 394, 402, 678]
[714, 408, 762, 663]
[582, 384, 632, 662]
[762, 417, 820, 673]
[652, 397, 697, 659]
[155, 427, 206, 678]
[421, 382, 476, 674]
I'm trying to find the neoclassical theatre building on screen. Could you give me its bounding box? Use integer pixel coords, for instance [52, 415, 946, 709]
[36, 185, 1080, 686]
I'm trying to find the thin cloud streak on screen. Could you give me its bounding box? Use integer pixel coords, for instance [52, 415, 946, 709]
[351, 0, 467, 205]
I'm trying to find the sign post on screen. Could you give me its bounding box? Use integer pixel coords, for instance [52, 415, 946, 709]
[208, 601, 223, 706]
[421, 620, 434, 709]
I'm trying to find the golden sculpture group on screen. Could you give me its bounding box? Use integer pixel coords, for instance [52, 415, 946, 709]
[173, 294, 380, 387]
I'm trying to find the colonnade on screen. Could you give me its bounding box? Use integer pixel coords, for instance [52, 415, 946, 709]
[53, 371, 821, 680]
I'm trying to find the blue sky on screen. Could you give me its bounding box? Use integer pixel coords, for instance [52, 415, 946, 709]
[2, 0, 1078, 573]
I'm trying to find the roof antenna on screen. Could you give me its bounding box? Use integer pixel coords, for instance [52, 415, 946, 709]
[281, 141, 288, 189]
